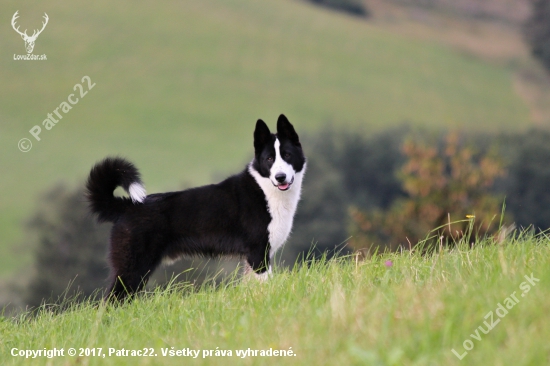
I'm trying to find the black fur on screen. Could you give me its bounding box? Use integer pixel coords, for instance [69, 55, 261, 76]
[85, 158, 143, 222]
[86, 115, 304, 302]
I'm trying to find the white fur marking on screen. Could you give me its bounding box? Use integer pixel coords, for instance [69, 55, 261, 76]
[243, 261, 272, 282]
[161, 256, 179, 266]
[128, 182, 147, 203]
[248, 138, 306, 259]
[270, 139, 296, 188]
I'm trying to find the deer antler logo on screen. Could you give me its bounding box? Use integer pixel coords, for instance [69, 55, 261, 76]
[11, 11, 49, 54]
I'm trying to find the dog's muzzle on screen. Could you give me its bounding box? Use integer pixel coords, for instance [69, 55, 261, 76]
[273, 176, 294, 191]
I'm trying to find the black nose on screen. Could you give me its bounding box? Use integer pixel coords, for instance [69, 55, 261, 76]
[275, 173, 286, 183]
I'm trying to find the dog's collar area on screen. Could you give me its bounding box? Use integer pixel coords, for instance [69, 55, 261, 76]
[272, 176, 294, 191]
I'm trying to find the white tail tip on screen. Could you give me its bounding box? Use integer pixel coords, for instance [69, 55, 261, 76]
[128, 182, 147, 203]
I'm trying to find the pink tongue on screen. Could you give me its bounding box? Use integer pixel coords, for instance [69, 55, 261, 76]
[278, 183, 289, 190]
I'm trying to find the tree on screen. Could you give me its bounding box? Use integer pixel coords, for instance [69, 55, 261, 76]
[305, 0, 370, 17]
[349, 132, 507, 255]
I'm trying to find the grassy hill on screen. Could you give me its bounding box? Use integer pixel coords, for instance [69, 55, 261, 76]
[0, 0, 532, 275]
[2, 236, 549, 365]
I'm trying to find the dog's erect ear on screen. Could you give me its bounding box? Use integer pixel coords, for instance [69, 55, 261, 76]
[277, 114, 300, 146]
[254, 119, 271, 154]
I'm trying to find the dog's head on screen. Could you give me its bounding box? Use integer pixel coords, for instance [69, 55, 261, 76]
[252, 114, 306, 191]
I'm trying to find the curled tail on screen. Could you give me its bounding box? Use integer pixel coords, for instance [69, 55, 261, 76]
[86, 157, 146, 222]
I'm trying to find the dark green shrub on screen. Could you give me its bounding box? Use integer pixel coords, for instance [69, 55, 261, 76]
[23, 184, 110, 307]
[524, 0, 550, 72]
[499, 129, 550, 231]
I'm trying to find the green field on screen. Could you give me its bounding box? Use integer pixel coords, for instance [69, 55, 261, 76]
[2, 234, 549, 365]
[0, 0, 532, 275]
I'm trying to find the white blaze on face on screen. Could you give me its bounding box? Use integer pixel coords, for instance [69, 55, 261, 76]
[270, 138, 295, 189]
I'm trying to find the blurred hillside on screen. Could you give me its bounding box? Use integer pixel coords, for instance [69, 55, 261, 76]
[1, 0, 547, 283]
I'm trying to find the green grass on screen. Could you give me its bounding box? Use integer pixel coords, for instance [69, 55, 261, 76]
[2, 235, 549, 365]
[0, 0, 531, 275]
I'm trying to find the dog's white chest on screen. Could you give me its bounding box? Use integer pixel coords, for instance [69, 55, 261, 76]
[265, 191, 300, 257]
[248, 163, 305, 258]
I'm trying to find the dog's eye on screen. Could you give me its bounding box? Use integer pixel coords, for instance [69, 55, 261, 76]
[267, 157, 273, 162]
[284, 153, 291, 159]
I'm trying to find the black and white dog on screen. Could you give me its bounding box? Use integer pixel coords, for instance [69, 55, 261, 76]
[86, 114, 306, 301]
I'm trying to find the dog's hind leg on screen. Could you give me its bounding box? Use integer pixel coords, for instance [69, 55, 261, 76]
[104, 232, 162, 302]
[105, 270, 152, 302]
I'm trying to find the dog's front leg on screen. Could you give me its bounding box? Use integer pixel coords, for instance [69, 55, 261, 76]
[242, 259, 271, 282]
